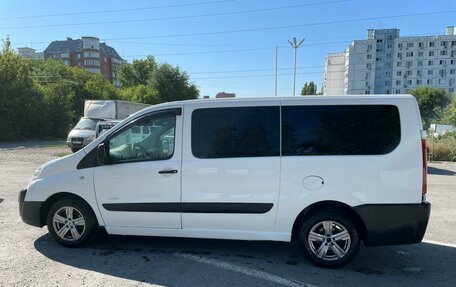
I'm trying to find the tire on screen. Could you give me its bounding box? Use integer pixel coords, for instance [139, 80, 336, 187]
[298, 212, 360, 268]
[71, 147, 80, 153]
[46, 198, 97, 247]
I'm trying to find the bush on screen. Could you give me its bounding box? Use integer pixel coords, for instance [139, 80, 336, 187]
[428, 137, 456, 161]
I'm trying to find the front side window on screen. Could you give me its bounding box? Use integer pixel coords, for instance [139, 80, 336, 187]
[108, 113, 176, 164]
[192, 107, 280, 158]
[282, 105, 401, 156]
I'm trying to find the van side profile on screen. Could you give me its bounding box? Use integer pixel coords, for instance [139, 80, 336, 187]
[19, 95, 430, 267]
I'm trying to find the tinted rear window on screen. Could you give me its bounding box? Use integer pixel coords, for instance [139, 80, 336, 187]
[192, 107, 280, 158]
[282, 105, 400, 156]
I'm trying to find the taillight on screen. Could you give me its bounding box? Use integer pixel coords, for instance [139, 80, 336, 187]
[421, 137, 427, 196]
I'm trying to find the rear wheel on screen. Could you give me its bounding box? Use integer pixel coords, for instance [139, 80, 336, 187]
[298, 212, 360, 268]
[46, 198, 96, 247]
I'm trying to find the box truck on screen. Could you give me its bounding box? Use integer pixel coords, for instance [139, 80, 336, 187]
[66, 100, 149, 152]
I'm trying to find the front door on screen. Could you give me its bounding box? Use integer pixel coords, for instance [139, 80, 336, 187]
[94, 108, 182, 229]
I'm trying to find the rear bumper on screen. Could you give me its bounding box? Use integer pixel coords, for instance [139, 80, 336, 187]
[18, 189, 44, 227]
[354, 202, 431, 246]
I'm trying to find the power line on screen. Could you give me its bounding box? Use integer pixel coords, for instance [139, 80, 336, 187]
[121, 41, 351, 58]
[0, 0, 235, 20]
[189, 65, 325, 74]
[103, 10, 456, 41]
[0, 0, 349, 30]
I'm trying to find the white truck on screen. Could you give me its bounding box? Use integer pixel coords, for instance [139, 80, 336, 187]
[67, 100, 149, 152]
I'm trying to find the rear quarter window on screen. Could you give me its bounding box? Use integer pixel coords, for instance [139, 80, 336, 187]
[282, 105, 401, 156]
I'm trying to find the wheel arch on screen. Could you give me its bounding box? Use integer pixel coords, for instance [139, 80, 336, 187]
[39, 192, 100, 227]
[290, 200, 367, 242]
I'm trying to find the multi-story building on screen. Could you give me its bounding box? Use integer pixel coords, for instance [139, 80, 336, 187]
[43, 36, 124, 86]
[323, 26, 456, 95]
[322, 52, 345, 95]
[17, 47, 44, 60]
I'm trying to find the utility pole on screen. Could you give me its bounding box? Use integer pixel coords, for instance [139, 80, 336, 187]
[288, 37, 305, 96]
[275, 46, 278, 97]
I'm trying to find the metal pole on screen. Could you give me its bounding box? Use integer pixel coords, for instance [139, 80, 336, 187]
[275, 46, 278, 97]
[293, 47, 297, 96]
[288, 38, 305, 96]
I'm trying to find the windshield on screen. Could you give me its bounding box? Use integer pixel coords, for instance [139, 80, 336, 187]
[74, 118, 100, 130]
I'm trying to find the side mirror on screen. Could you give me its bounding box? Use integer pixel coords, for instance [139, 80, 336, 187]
[97, 143, 107, 165]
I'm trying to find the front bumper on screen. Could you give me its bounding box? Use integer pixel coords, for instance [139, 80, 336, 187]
[18, 189, 44, 227]
[354, 202, 431, 246]
[67, 138, 93, 148]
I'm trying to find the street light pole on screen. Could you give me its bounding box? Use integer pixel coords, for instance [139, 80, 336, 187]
[288, 37, 305, 96]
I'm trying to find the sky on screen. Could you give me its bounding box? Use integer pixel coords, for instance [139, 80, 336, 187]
[1, 0, 455, 98]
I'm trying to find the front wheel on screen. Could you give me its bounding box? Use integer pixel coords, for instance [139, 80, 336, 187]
[46, 198, 96, 247]
[298, 212, 360, 268]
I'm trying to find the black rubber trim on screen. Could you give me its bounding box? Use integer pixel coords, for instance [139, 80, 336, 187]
[77, 146, 98, 169]
[18, 189, 44, 227]
[353, 202, 431, 247]
[102, 202, 273, 214]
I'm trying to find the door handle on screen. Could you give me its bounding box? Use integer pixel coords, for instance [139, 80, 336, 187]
[158, 169, 178, 174]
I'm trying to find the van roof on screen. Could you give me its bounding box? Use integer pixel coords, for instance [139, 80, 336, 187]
[146, 94, 415, 108]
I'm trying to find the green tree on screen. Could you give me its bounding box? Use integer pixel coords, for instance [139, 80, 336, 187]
[301, 81, 317, 95]
[121, 84, 159, 104]
[410, 87, 451, 129]
[150, 63, 199, 102]
[0, 36, 47, 140]
[119, 55, 157, 87]
[84, 74, 120, 100]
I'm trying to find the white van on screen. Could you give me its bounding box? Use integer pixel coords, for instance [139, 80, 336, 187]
[19, 96, 430, 267]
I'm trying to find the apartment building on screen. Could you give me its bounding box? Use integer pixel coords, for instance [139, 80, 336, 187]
[43, 36, 124, 86]
[17, 47, 44, 60]
[322, 52, 345, 95]
[323, 26, 456, 95]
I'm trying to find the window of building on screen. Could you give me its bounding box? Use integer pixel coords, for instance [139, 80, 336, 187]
[417, 70, 422, 76]
[449, 79, 455, 85]
[406, 52, 414, 57]
[385, 81, 390, 86]
[440, 60, 447, 65]
[397, 52, 402, 58]
[418, 51, 423, 57]
[365, 90, 370, 95]
[387, 35, 393, 40]
[396, 61, 402, 67]
[387, 44, 392, 49]
[452, 51, 456, 57]
[386, 53, 392, 59]
[367, 44, 372, 51]
[406, 61, 413, 68]
[367, 54, 372, 59]
[84, 51, 100, 58]
[396, 80, 401, 86]
[427, 79, 433, 85]
[441, 41, 448, 47]
[406, 42, 414, 48]
[428, 70, 434, 75]
[398, 43, 403, 48]
[385, 90, 390, 94]
[386, 63, 392, 68]
[406, 70, 412, 76]
[450, 88, 455, 93]
[396, 71, 402, 76]
[395, 89, 401, 94]
[417, 79, 422, 85]
[429, 51, 435, 56]
[367, 63, 373, 69]
[376, 39, 383, 43]
[191, 107, 280, 158]
[440, 50, 448, 56]
[406, 79, 412, 85]
[418, 42, 424, 48]
[376, 57, 382, 61]
[281, 105, 401, 156]
[452, 41, 456, 46]
[450, 69, 456, 75]
[428, 60, 434, 66]
[439, 69, 446, 76]
[439, 78, 446, 84]
[418, 61, 423, 66]
[429, 41, 435, 47]
[108, 112, 176, 164]
[452, 60, 455, 65]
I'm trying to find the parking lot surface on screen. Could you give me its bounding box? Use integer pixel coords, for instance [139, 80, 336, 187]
[1, 144, 455, 287]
